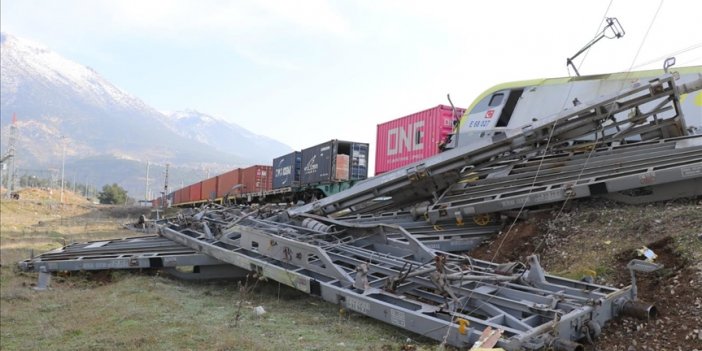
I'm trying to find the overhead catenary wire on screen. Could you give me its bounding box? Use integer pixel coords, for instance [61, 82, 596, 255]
[676, 55, 702, 67]
[630, 42, 702, 70]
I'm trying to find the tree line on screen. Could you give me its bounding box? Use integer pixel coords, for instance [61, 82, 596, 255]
[7, 174, 133, 205]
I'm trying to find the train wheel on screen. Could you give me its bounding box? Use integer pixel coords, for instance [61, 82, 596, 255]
[473, 213, 492, 226]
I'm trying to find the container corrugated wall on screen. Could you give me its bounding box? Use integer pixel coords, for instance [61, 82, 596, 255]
[190, 182, 203, 202]
[301, 140, 369, 185]
[201, 177, 218, 200]
[173, 189, 181, 204]
[174, 187, 187, 204]
[273, 151, 302, 189]
[217, 169, 241, 197]
[301, 141, 334, 184]
[182, 188, 189, 204]
[375, 105, 465, 175]
[241, 165, 273, 193]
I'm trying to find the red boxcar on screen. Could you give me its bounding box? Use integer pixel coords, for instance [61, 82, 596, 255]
[189, 182, 203, 202]
[179, 185, 190, 203]
[179, 187, 188, 204]
[201, 177, 218, 201]
[241, 165, 273, 193]
[217, 168, 242, 197]
[375, 105, 465, 175]
[173, 188, 182, 204]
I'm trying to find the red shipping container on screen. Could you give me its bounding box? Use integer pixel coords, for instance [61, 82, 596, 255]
[182, 186, 191, 203]
[201, 177, 218, 200]
[375, 105, 465, 175]
[241, 165, 273, 193]
[181, 186, 188, 203]
[217, 168, 242, 197]
[190, 182, 203, 202]
[173, 188, 181, 204]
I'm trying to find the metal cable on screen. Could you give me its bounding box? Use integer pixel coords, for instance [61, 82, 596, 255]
[630, 42, 702, 69]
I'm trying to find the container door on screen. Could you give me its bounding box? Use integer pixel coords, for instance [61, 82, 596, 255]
[351, 143, 369, 180]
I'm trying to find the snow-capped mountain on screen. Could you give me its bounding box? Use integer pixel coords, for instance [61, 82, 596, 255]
[0, 32, 222, 163]
[162, 110, 291, 163]
[0, 32, 291, 196]
[1, 33, 141, 110]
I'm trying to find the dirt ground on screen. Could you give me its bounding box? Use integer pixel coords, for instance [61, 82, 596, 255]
[470, 197, 702, 351]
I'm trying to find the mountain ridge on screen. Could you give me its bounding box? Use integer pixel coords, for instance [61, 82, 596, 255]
[160, 109, 291, 163]
[0, 32, 292, 197]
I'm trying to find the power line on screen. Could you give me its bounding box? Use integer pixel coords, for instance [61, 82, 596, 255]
[630, 42, 702, 69]
[628, 0, 665, 72]
[2, 114, 19, 198]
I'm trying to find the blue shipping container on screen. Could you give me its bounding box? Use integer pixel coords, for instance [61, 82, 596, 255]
[301, 140, 369, 185]
[272, 151, 302, 189]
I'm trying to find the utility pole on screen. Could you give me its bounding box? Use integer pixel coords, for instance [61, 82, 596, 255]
[60, 136, 66, 203]
[145, 161, 150, 201]
[162, 163, 169, 209]
[2, 114, 18, 198]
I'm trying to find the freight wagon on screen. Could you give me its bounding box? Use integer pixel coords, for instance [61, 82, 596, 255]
[166, 140, 369, 207]
[168, 165, 271, 207]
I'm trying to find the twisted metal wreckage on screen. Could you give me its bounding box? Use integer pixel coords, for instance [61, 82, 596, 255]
[20, 72, 702, 350]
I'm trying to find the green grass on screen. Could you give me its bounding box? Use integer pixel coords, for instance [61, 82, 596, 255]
[8, 195, 698, 350]
[1, 272, 441, 350]
[1, 199, 443, 351]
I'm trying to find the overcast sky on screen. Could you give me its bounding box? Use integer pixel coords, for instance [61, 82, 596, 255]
[2, 0, 701, 169]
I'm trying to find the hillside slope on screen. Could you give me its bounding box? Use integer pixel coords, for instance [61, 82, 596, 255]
[470, 198, 702, 350]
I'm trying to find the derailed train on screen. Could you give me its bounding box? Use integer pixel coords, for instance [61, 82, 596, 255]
[24, 65, 702, 350]
[158, 139, 371, 207]
[162, 65, 702, 209]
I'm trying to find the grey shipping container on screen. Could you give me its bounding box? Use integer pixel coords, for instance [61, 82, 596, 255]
[272, 151, 302, 189]
[301, 140, 369, 185]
